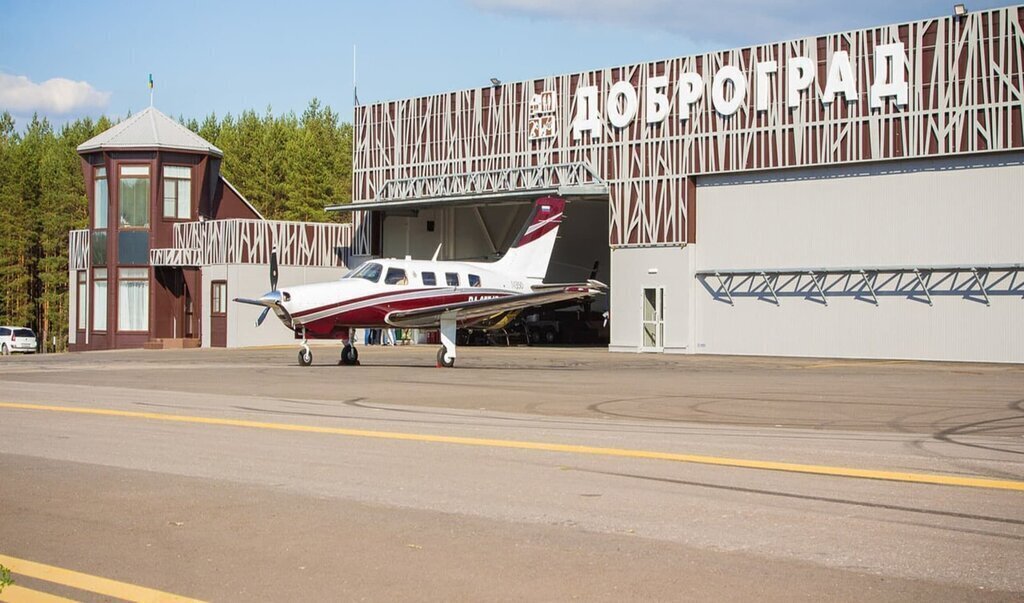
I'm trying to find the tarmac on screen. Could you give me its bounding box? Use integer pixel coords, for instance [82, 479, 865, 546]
[0, 345, 1021, 601]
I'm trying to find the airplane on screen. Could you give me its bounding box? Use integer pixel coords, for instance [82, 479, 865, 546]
[234, 197, 607, 368]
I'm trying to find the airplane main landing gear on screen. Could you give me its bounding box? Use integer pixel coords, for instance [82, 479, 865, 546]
[340, 343, 359, 366]
[436, 315, 457, 368]
[436, 346, 455, 368]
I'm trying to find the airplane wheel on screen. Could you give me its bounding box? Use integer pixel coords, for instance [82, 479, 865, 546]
[436, 346, 455, 368]
[340, 345, 359, 366]
[298, 348, 313, 366]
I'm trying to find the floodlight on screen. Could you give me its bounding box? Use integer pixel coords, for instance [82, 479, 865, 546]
[953, 4, 967, 18]
[490, 77, 502, 86]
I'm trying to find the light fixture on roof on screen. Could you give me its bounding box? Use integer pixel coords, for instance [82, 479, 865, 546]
[953, 3, 967, 18]
[490, 77, 501, 86]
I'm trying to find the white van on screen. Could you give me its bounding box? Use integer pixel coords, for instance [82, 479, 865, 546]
[0, 326, 38, 354]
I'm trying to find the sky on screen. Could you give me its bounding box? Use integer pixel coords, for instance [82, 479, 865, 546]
[0, 0, 1013, 129]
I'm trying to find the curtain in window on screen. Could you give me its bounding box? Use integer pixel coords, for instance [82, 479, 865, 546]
[118, 279, 149, 331]
[77, 273, 87, 328]
[95, 174, 108, 228]
[93, 279, 107, 331]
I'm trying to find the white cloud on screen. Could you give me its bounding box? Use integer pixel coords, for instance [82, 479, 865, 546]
[0, 73, 111, 115]
[469, 0, 998, 46]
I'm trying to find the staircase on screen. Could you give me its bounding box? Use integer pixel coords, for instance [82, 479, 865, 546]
[143, 338, 202, 350]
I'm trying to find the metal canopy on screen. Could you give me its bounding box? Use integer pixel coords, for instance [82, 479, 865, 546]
[325, 183, 609, 213]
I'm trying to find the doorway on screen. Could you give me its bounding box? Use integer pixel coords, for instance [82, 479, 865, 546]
[210, 280, 227, 347]
[641, 287, 664, 352]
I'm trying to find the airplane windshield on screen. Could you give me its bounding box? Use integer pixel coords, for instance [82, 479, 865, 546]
[346, 262, 383, 283]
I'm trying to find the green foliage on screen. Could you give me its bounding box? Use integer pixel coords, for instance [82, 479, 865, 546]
[0, 563, 12, 592]
[0, 100, 353, 353]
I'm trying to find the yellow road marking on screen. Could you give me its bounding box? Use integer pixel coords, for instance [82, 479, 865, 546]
[0, 554, 203, 603]
[0, 584, 76, 603]
[2, 401, 1023, 492]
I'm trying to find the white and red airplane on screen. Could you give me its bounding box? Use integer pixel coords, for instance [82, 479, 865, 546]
[234, 197, 606, 367]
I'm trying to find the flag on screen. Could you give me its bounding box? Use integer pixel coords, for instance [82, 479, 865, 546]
[148, 74, 154, 89]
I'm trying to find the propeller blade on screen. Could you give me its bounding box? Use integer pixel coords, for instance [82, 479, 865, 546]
[589, 260, 600, 281]
[270, 248, 279, 292]
[255, 307, 270, 327]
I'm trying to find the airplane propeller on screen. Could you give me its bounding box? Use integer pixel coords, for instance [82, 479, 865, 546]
[255, 248, 279, 327]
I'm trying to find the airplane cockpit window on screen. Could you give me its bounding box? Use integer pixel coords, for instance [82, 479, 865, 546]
[347, 262, 383, 282]
[385, 268, 409, 285]
[422, 271, 437, 286]
[445, 272, 460, 286]
[468, 274, 482, 287]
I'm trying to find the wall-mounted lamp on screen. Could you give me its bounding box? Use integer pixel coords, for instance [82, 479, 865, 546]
[953, 3, 967, 18]
[647, 268, 659, 275]
[490, 77, 501, 86]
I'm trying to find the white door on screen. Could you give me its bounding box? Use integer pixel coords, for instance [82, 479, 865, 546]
[641, 287, 664, 352]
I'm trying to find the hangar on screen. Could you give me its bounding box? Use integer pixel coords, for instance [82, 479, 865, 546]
[340, 5, 1024, 363]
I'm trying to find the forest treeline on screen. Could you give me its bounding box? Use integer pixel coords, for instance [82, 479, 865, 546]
[0, 99, 353, 351]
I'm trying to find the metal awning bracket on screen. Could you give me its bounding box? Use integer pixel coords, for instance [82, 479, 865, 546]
[970, 268, 991, 306]
[808, 271, 828, 306]
[715, 272, 734, 306]
[859, 270, 878, 305]
[760, 271, 779, 305]
[913, 269, 933, 306]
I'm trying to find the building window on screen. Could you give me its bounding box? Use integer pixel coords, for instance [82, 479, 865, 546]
[119, 165, 150, 228]
[445, 272, 460, 286]
[93, 268, 107, 331]
[422, 271, 436, 286]
[94, 167, 108, 228]
[76, 271, 87, 329]
[211, 281, 227, 315]
[117, 267, 149, 331]
[163, 166, 192, 219]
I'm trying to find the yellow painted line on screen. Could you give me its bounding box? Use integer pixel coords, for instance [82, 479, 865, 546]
[2, 402, 1024, 492]
[0, 584, 76, 603]
[0, 554, 203, 603]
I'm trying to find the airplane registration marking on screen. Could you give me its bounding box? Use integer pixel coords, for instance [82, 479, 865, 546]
[2, 402, 1023, 492]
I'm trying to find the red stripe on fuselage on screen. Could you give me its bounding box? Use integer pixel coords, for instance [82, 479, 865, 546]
[300, 289, 515, 336]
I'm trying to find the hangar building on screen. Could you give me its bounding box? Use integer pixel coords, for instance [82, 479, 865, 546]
[341, 5, 1024, 363]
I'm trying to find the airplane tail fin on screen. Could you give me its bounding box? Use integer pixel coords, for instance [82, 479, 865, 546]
[494, 196, 565, 281]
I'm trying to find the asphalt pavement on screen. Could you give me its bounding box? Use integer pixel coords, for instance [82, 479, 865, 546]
[0, 346, 1021, 601]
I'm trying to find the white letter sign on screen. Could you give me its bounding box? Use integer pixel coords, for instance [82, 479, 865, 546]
[787, 57, 815, 109]
[645, 75, 670, 124]
[755, 60, 778, 111]
[607, 81, 639, 128]
[712, 65, 747, 116]
[572, 86, 602, 140]
[821, 51, 858, 104]
[870, 43, 908, 109]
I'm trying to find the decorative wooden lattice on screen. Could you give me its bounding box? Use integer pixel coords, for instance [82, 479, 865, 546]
[69, 229, 90, 271]
[353, 7, 1024, 250]
[151, 220, 353, 268]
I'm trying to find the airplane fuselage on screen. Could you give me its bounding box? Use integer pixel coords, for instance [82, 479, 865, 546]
[274, 258, 535, 337]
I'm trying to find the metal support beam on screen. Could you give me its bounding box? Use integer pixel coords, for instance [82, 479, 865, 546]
[760, 271, 779, 305]
[913, 269, 933, 306]
[970, 268, 991, 306]
[808, 271, 828, 306]
[859, 270, 878, 305]
[714, 272, 734, 306]
[472, 207, 497, 254]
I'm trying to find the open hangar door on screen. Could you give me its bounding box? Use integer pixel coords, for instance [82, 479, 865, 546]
[378, 197, 610, 346]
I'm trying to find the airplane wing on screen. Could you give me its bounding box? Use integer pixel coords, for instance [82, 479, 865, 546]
[384, 282, 607, 329]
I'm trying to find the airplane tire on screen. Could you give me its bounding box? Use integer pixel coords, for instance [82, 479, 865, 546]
[436, 346, 455, 368]
[298, 348, 313, 366]
[340, 345, 359, 366]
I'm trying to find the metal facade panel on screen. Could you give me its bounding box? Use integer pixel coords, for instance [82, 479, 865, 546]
[353, 7, 1024, 250]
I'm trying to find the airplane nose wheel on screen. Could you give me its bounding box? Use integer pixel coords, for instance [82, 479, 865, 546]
[436, 345, 455, 368]
[298, 346, 313, 367]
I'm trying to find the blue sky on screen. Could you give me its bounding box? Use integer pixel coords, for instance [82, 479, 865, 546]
[0, 0, 1012, 128]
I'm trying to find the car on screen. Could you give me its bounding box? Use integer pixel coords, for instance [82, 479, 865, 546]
[0, 326, 38, 355]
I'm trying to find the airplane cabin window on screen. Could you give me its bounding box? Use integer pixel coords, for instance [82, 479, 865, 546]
[468, 274, 482, 287]
[445, 272, 459, 286]
[422, 271, 437, 286]
[349, 262, 383, 282]
[385, 268, 409, 285]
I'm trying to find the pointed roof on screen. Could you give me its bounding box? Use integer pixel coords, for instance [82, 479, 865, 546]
[77, 106, 223, 157]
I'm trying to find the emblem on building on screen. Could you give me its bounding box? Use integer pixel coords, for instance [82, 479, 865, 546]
[528, 90, 557, 141]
